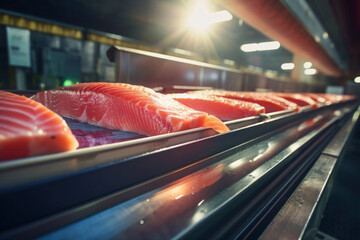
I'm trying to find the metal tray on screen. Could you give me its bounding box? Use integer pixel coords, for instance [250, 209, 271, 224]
[0, 100, 357, 237]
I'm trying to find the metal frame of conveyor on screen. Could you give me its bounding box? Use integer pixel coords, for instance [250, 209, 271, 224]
[0, 100, 359, 239]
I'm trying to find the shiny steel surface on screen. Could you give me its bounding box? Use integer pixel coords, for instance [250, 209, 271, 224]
[260, 106, 360, 240]
[0, 114, 267, 190]
[322, 107, 360, 157]
[0, 102, 357, 239]
[260, 154, 338, 240]
[0, 105, 308, 191]
[36, 108, 345, 239]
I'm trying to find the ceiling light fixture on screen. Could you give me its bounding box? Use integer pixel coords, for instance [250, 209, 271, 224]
[304, 68, 317, 75]
[281, 63, 295, 70]
[303, 62, 312, 69]
[240, 41, 280, 52]
[186, 0, 232, 33]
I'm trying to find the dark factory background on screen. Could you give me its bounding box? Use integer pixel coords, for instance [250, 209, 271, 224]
[1, 0, 359, 94]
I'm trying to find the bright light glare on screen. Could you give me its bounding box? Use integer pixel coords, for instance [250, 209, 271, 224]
[354, 76, 360, 83]
[304, 62, 312, 68]
[281, 63, 295, 70]
[186, 0, 232, 32]
[304, 68, 317, 75]
[207, 10, 233, 24]
[240, 41, 280, 52]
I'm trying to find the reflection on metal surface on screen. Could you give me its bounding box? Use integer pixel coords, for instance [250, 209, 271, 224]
[197, 199, 205, 206]
[323, 106, 360, 157]
[260, 154, 338, 240]
[38, 109, 342, 239]
[154, 164, 224, 200]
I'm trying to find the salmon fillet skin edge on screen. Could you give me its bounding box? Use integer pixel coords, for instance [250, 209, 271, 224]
[32, 83, 230, 136]
[0, 91, 79, 161]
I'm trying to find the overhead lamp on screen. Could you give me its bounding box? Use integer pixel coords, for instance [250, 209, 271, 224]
[207, 10, 232, 24]
[240, 41, 280, 52]
[281, 63, 294, 70]
[354, 76, 360, 83]
[186, 0, 232, 33]
[304, 68, 317, 75]
[303, 62, 312, 69]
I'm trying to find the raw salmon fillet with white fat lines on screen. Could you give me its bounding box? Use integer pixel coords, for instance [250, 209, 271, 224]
[188, 90, 299, 113]
[32, 83, 230, 136]
[168, 93, 265, 120]
[0, 91, 79, 161]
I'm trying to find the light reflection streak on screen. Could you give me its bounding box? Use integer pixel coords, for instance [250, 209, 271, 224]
[228, 159, 245, 169]
[192, 209, 207, 223]
[175, 194, 184, 200]
[159, 164, 224, 200]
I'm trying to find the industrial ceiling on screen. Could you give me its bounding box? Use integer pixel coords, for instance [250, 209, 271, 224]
[0, 0, 358, 81]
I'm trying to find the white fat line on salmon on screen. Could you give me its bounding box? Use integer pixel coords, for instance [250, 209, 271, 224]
[78, 106, 89, 122]
[156, 108, 163, 116]
[0, 123, 32, 136]
[0, 100, 36, 111]
[165, 114, 184, 131]
[176, 120, 183, 130]
[144, 103, 150, 112]
[34, 114, 58, 126]
[0, 115, 38, 129]
[0, 108, 37, 122]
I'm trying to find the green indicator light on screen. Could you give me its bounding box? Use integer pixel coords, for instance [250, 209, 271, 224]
[63, 79, 74, 86]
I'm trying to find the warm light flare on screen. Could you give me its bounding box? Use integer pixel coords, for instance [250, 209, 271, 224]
[186, 0, 232, 32]
[207, 10, 233, 24]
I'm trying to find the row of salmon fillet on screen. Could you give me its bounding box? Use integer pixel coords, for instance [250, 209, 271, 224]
[0, 82, 356, 161]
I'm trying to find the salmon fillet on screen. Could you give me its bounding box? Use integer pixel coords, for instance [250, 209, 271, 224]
[188, 90, 298, 113]
[168, 93, 265, 120]
[32, 83, 229, 136]
[302, 93, 330, 104]
[269, 93, 318, 108]
[0, 91, 79, 161]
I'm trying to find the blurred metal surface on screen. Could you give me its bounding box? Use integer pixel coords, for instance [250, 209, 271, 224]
[31, 103, 354, 240]
[0, 114, 269, 190]
[261, 107, 360, 239]
[260, 154, 338, 240]
[0, 101, 357, 239]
